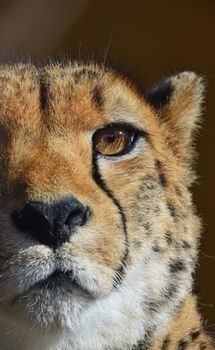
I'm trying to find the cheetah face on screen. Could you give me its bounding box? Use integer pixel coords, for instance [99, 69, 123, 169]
[0, 63, 204, 334]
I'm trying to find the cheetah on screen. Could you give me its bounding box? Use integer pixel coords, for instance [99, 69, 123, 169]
[0, 61, 214, 350]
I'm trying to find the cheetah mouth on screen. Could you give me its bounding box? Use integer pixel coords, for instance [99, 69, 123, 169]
[37, 270, 88, 292]
[1, 246, 114, 301]
[19, 269, 92, 298]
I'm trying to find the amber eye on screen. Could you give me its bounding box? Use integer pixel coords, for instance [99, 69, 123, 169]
[93, 126, 137, 156]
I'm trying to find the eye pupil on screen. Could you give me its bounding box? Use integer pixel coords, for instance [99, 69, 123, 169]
[106, 134, 116, 143]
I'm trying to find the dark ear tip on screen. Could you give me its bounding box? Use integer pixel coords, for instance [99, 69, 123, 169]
[144, 79, 174, 110]
[144, 71, 206, 110]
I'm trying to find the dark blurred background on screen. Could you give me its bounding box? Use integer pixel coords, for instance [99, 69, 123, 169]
[0, 0, 214, 327]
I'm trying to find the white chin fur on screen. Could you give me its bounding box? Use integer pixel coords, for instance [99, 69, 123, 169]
[0, 254, 191, 350]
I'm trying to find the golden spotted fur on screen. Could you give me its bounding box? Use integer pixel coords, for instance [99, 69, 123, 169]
[0, 61, 214, 350]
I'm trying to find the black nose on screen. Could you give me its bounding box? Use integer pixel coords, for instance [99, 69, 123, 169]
[12, 197, 90, 249]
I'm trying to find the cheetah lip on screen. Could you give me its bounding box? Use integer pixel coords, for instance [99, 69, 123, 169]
[35, 270, 77, 288]
[14, 269, 89, 301]
[25, 269, 91, 296]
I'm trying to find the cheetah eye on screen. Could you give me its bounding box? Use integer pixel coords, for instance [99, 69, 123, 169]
[93, 125, 138, 156]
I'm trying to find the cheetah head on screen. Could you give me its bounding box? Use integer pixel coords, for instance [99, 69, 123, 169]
[0, 62, 204, 349]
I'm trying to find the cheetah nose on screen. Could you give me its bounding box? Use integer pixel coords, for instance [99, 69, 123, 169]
[11, 197, 90, 249]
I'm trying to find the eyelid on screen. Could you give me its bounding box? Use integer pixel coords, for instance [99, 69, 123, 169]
[96, 122, 146, 135]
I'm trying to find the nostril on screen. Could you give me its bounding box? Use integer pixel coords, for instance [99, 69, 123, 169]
[65, 208, 83, 227]
[65, 206, 91, 228]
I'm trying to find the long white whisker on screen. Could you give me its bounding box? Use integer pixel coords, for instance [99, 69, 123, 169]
[103, 23, 115, 66]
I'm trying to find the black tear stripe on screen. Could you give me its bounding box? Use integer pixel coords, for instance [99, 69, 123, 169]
[39, 74, 49, 111]
[92, 151, 129, 287]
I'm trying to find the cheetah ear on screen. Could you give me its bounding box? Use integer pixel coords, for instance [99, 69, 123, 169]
[144, 72, 206, 149]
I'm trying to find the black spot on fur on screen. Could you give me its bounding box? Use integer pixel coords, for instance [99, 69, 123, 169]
[152, 245, 160, 252]
[74, 68, 87, 81]
[182, 240, 191, 249]
[159, 174, 167, 187]
[165, 231, 173, 245]
[92, 86, 104, 108]
[144, 79, 173, 110]
[161, 337, 170, 350]
[143, 222, 153, 235]
[190, 330, 200, 341]
[88, 70, 99, 78]
[155, 160, 162, 170]
[178, 340, 188, 350]
[144, 223, 150, 230]
[164, 283, 177, 299]
[167, 202, 177, 220]
[169, 259, 186, 273]
[74, 68, 98, 82]
[39, 76, 48, 110]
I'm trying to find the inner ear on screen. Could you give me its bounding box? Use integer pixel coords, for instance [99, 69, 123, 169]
[143, 72, 205, 148]
[144, 79, 174, 110]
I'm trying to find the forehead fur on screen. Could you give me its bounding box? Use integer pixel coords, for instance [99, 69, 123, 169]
[0, 62, 156, 132]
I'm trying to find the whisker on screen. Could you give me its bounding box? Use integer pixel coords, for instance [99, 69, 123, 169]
[102, 23, 115, 66]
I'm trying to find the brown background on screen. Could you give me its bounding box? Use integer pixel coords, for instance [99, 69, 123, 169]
[0, 0, 214, 328]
